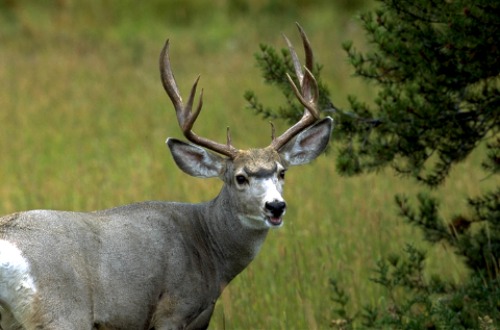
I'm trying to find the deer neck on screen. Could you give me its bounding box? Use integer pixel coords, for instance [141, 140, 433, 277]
[200, 185, 269, 283]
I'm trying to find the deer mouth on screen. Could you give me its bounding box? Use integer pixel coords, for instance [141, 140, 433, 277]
[264, 201, 286, 227]
[266, 216, 283, 227]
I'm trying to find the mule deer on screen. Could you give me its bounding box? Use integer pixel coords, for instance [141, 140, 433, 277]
[0, 24, 332, 329]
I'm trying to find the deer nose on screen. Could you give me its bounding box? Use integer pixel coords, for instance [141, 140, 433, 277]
[265, 201, 287, 217]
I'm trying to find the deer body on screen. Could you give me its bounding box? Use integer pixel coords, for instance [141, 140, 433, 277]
[0, 198, 266, 329]
[0, 25, 333, 329]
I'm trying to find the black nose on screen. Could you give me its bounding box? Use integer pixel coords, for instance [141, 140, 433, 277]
[265, 201, 287, 217]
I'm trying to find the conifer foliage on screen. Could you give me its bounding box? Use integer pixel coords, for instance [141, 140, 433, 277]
[246, 0, 499, 328]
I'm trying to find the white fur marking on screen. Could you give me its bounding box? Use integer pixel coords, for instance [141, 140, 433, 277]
[238, 214, 268, 230]
[261, 178, 284, 205]
[0, 239, 37, 325]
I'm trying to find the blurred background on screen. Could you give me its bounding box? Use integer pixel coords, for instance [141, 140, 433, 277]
[0, 1, 492, 328]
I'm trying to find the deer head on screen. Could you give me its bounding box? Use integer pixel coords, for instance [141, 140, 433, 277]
[160, 24, 333, 230]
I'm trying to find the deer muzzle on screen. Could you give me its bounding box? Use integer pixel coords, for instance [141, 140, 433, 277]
[265, 201, 286, 226]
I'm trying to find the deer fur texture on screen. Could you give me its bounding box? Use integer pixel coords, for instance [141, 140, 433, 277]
[0, 24, 333, 329]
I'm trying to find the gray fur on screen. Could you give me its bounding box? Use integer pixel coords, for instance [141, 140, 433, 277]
[0, 117, 332, 329]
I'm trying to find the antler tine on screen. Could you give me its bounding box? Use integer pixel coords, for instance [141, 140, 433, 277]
[160, 39, 238, 158]
[270, 23, 321, 151]
[282, 34, 303, 83]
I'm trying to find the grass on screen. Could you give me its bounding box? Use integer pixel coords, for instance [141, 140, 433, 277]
[0, 2, 495, 328]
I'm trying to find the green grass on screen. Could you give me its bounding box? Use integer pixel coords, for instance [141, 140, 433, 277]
[0, 2, 495, 329]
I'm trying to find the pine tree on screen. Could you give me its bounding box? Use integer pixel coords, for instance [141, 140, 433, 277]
[246, 0, 499, 328]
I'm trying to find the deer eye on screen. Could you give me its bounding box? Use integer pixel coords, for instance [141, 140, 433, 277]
[279, 170, 286, 180]
[235, 175, 248, 185]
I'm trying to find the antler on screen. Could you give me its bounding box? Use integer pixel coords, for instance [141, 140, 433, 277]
[269, 23, 321, 151]
[160, 40, 239, 158]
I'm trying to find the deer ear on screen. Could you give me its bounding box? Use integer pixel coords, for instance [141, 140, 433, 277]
[278, 117, 333, 167]
[167, 138, 225, 178]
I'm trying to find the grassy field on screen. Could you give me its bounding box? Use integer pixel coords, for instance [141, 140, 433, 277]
[0, 2, 495, 329]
